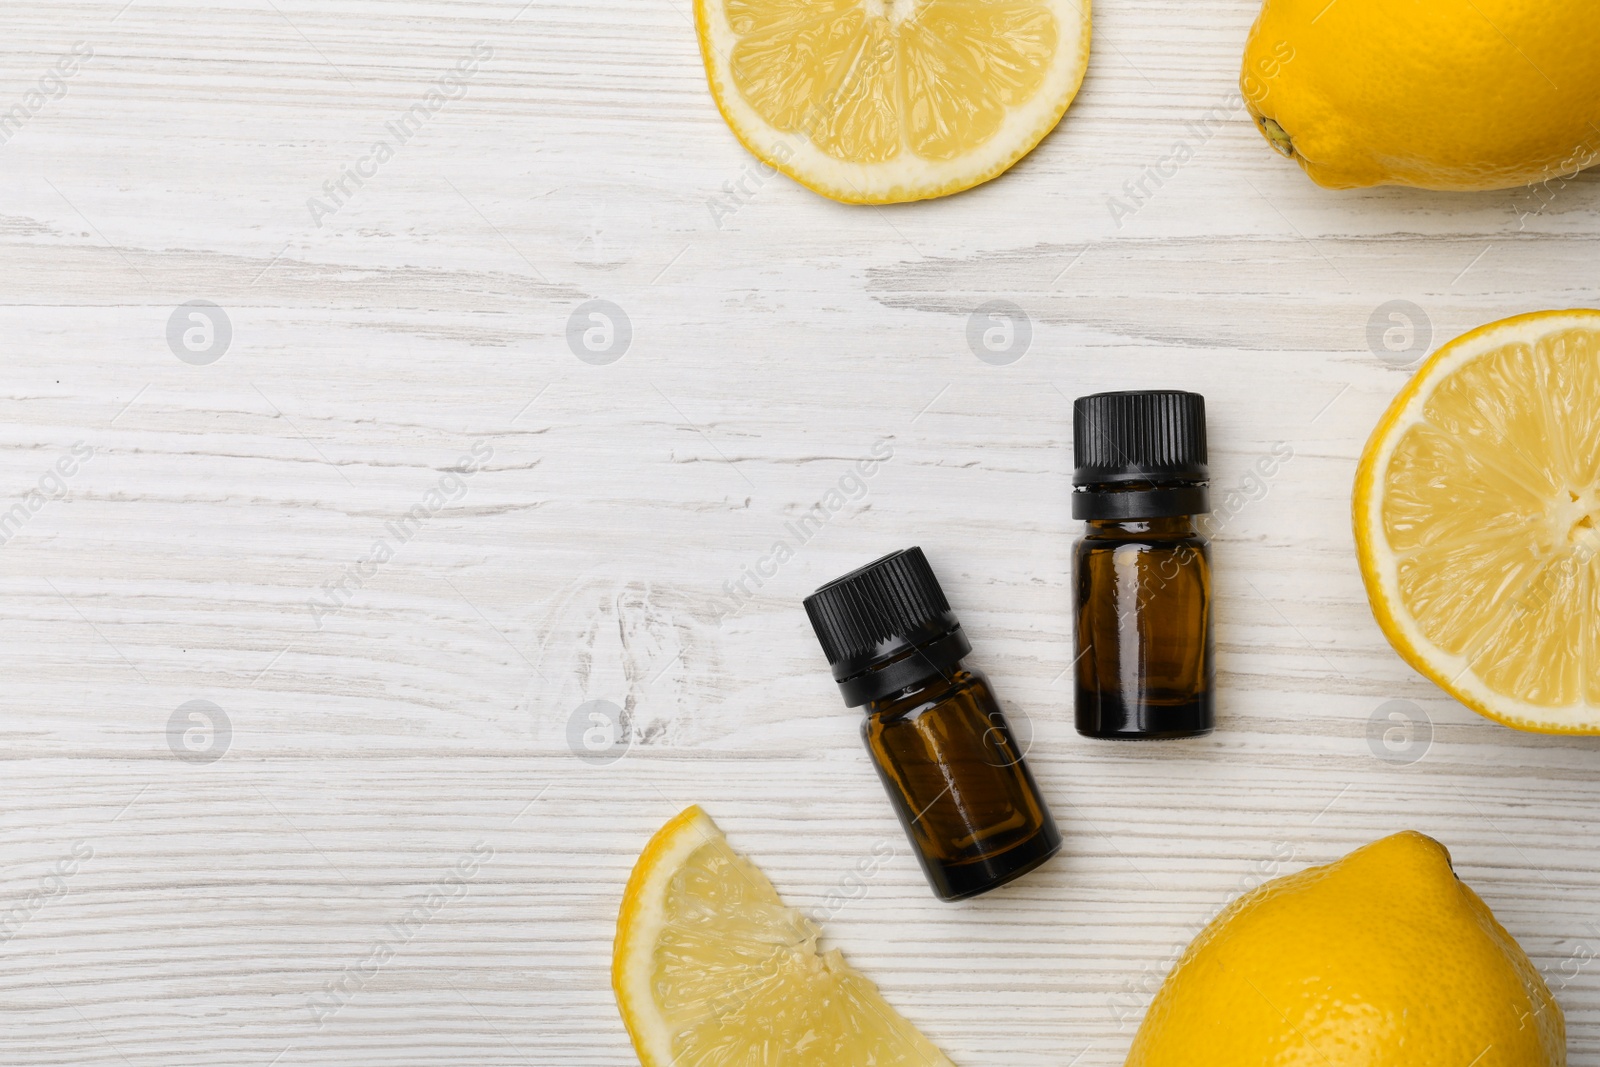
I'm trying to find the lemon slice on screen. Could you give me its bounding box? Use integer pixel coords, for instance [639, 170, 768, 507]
[1354, 309, 1600, 734]
[613, 806, 954, 1066]
[694, 0, 1090, 203]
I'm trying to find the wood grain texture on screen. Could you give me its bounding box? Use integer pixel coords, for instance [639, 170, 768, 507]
[2, 0, 1600, 1063]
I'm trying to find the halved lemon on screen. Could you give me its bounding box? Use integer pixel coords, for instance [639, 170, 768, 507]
[694, 0, 1090, 203]
[1354, 309, 1600, 734]
[613, 806, 954, 1065]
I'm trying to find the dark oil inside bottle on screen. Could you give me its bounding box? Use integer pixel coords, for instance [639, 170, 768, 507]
[804, 546, 1062, 901]
[864, 666, 1061, 900]
[1074, 514, 1214, 739]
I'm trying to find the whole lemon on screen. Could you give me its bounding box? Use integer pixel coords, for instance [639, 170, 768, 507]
[1240, 0, 1600, 190]
[1126, 832, 1565, 1066]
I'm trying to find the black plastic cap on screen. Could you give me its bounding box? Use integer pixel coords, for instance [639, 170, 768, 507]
[804, 548, 971, 707]
[1073, 391, 1209, 487]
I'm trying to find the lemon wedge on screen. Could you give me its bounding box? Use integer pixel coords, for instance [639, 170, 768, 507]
[694, 0, 1090, 203]
[612, 806, 954, 1065]
[1354, 309, 1600, 733]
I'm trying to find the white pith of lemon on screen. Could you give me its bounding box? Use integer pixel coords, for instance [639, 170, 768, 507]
[612, 806, 954, 1066]
[694, 0, 1091, 203]
[1354, 309, 1600, 733]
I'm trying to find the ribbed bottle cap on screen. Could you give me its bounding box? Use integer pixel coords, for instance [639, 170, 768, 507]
[804, 547, 972, 707]
[1073, 390, 1209, 486]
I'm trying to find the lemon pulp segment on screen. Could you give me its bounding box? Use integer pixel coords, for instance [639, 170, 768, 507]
[613, 806, 954, 1066]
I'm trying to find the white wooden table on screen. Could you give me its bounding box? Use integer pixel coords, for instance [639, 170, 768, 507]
[4, 1, 1599, 1064]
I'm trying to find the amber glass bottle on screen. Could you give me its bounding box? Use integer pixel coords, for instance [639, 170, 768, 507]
[805, 548, 1061, 901]
[1072, 391, 1214, 739]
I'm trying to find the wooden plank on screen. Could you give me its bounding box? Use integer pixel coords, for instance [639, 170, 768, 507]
[1, 0, 1598, 1063]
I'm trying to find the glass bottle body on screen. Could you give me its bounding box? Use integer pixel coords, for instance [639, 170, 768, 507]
[862, 666, 1061, 901]
[1073, 513, 1214, 738]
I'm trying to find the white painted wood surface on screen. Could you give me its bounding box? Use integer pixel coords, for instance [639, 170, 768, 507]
[3, 0, 1599, 1064]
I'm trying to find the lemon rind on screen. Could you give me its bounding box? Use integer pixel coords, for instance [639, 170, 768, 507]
[613, 805, 721, 1066]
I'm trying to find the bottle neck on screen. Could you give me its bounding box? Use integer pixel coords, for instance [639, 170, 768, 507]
[1085, 514, 1199, 536]
[837, 626, 972, 708]
[864, 662, 972, 716]
[1072, 479, 1208, 521]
